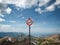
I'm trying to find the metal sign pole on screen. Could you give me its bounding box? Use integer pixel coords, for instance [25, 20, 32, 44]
[29, 25, 31, 45]
[26, 18, 33, 45]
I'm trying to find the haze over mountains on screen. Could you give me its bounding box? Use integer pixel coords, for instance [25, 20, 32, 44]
[0, 32, 60, 37]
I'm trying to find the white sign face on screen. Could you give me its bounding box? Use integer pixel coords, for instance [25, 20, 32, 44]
[26, 18, 33, 26]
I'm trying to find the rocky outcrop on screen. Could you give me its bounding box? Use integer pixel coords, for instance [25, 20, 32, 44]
[0, 37, 36, 45]
[42, 34, 60, 45]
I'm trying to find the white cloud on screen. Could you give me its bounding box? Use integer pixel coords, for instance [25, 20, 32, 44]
[1, 0, 50, 9]
[38, 0, 50, 7]
[9, 21, 16, 23]
[0, 24, 12, 32]
[54, 0, 60, 5]
[0, 0, 60, 14]
[5, 7, 12, 14]
[0, 0, 2, 3]
[54, 0, 60, 8]
[0, 3, 12, 21]
[0, 3, 7, 14]
[0, 14, 4, 17]
[1, 0, 38, 8]
[0, 18, 5, 22]
[35, 0, 60, 14]
[35, 0, 54, 14]
[45, 0, 60, 11]
[1, 25, 11, 28]
[35, 8, 42, 14]
[0, 24, 28, 32]
[45, 5, 55, 11]
[0, 3, 7, 10]
[17, 14, 23, 17]
[0, 3, 12, 15]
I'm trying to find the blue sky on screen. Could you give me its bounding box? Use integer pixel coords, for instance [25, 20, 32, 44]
[0, 0, 60, 34]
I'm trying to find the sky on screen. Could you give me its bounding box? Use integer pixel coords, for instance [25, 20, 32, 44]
[0, 0, 60, 34]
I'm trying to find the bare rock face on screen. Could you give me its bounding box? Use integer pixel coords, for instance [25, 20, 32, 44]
[46, 34, 60, 41]
[0, 37, 36, 45]
[0, 37, 16, 45]
[42, 34, 60, 45]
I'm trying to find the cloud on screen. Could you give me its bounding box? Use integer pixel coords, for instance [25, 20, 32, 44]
[45, 5, 55, 11]
[35, 8, 42, 14]
[16, 0, 38, 8]
[0, 18, 5, 22]
[0, 3, 12, 15]
[0, 3, 7, 10]
[38, 0, 50, 7]
[5, 7, 12, 14]
[54, 0, 60, 5]
[1, 0, 38, 8]
[17, 14, 25, 19]
[0, 0, 60, 14]
[1, 0, 50, 9]
[0, 24, 16, 32]
[53, 0, 60, 9]
[0, 0, 50, 9]
[0, 0, 2, 3]
[35, 0, 60, 14]
[0, 24, 12, 32]
[1, 25, 11, 28]
[9, 21, 16, 23]
[45, 0, 60, 11]
[0, 14, 4, 17]
[0, 3, 12, 21]
[0, 24, 28, 32]
[0, 3, 7, 14]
